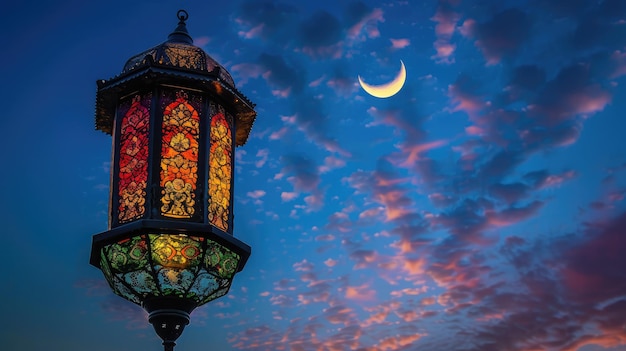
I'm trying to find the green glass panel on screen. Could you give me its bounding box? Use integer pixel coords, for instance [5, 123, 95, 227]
[122, 270, 157, 296]
[189, 272, 220, 299]
[99, 233, 240, 307]
[100, 249, 114, 283]
[106, 236, 148, 272]
[112, 276, 141, 304]
[200, 286, 229, 305]
[205, 240, 240, 279]
[155, 266, 196, 294]
[150, 234, 203, 268]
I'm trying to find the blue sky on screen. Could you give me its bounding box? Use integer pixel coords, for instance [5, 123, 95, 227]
[2, 0, 626, 350]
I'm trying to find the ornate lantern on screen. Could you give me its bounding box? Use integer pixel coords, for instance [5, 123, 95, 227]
[89, 10, 256, 351]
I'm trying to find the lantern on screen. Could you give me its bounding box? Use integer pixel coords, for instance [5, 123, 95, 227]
[89, 10, 256, 351]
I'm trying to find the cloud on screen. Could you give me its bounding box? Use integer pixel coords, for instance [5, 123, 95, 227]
[531, 63, 611, 125]
[298, 11, 343, 58]
[281, 191, 299, 202]
[257, 53, 306, 96]
[281, 154, 320, 192]
[431, 0, 461, 63]
[288, 95, 351, 155]
[390, 38, 410, 49]
[255, 149, 269, 168]
[247, 190, 266, 199]
[345, 3, 384, 42]
[462, 8, 532, 64]
[560, 212, 626, 304]
[235, 1, 298, 43]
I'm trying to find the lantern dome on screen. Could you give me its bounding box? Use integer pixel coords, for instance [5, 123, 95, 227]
[122, 34, 236, 88]
[95, 9, 256, 147]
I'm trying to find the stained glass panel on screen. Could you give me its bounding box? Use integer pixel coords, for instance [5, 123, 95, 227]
[160, 90, 201, 218]
[98, 234, 241, 307]
[208, 104, 233, 231]
[117, 93, 151, 223]
[205, 240, 240, 279]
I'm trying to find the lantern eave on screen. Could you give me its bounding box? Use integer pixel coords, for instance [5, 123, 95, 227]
[89, 219, 251, 271]
[95, 66, 256, 145]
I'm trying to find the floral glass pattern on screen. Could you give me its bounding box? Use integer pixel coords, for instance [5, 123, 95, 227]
[99, 233, 241, 305]
[160, 90, 201, 218]
[117, 93, 151, 223]
[208, 104, 233, 232]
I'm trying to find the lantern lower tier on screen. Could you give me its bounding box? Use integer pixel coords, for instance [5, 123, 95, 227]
[90, 220, 250, 308]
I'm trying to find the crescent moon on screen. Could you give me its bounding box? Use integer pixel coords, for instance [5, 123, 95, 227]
[358, 60, 406, 98]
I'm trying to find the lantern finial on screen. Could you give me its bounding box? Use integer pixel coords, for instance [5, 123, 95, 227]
[168, 9, 193, 44]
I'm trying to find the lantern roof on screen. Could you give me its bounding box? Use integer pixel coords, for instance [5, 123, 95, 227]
[95, 10, 256, 146]
[121, 10, 236, 87]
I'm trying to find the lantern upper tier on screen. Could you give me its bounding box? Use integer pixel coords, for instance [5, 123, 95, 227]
[95, 11, 256, 147]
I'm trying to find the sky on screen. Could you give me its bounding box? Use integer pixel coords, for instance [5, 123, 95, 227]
[2, 0, 626, 350]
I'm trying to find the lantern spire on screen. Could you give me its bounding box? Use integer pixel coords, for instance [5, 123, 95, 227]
[167, 9, 193, 44]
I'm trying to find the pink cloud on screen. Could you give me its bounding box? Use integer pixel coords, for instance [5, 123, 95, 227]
[465, 125, 485, 136]
[269, 127, 289, 140]
[610, 50, 626, 78]
[358, 207, 383, 219]
[319, 156, 346, 173]
[301, 43, 344, 60]
[347, 8, 384, 41]
[345, 284, 377, 301]
[432, 40, 457, 63]
[448, 82, 484, 116]
[324, 258, 337, 267]
[304, 192, 324, 211]
[315, 234, 335, 241]
[537, 170, 576, 189]
[230, 62, 265, 85]
[377, 334, 423, 350]
[398, 140, 448, 168]
[281, 191, 299, 202]
[403, 258, 427, 275]
[255, 149, 269, 168]
[194, 36, 210, 47]
[246, 190, 266, 199]
[361, 308, 389, 327]
[430, 1, 461, 63]
[271, 87, 292, 98]
[390, 38, 410, 49]
[390, 287, 428, 298]
[237, 23, 264, 39]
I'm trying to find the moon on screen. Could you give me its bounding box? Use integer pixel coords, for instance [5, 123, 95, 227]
[358, 60, 406, 98]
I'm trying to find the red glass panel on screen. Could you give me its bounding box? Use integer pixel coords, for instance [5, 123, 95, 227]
[118, 93, 151, 223]
[160, 90, 200, 218]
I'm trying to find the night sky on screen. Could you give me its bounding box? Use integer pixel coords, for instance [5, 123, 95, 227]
[2, 0, 626, 350]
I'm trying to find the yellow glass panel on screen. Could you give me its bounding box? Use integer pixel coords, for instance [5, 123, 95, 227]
[160, 90, 200, 218]
[208, 108, 232, 231]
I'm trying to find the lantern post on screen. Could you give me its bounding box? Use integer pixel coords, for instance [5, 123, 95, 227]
[89, 10, 256, 351]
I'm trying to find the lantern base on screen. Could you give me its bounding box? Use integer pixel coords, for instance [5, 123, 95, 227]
[144, 297, 196, 351]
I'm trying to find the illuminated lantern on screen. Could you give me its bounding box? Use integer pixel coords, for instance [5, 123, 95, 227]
[89, 10, 256, 351]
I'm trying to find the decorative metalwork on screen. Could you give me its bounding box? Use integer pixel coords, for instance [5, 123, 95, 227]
[99, 234, 241, 305]
[117, 93, 151, 223]
[160, 90, 202, 218]
[208, 103, 233, 232]
[162, 44, 206, 70]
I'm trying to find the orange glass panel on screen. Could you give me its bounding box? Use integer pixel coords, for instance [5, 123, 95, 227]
[208, 107, 232, 231]
[160, 90, 200, 218]
[118, 93, 151, 223]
